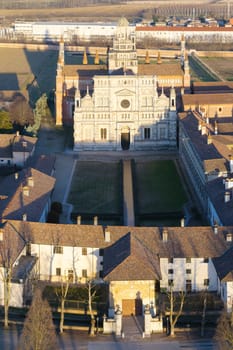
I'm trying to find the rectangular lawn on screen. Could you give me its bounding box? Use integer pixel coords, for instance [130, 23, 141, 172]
[135, 160, 187, 214]
[68, 161, 121, 216]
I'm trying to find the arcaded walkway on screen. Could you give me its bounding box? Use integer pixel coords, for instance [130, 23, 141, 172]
[123, 160, 135, 226]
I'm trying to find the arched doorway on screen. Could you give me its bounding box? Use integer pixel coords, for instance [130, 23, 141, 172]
[121, 126, 130, 150]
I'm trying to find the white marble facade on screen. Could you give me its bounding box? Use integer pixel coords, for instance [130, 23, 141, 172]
[73, 18, 177, 151]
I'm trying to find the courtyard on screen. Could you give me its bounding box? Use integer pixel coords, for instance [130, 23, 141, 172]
[67, 159, 188, 227]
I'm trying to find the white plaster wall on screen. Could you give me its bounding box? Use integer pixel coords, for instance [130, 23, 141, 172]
[30, 244, 102, 281]
[10, 283, 24, 307]
[226, 282, 233, 312]
[160, 257, 217, 291]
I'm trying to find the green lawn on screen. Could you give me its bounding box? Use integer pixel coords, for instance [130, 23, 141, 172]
[68, 161, 121, 215]
[188, 55, 218, 82]
[135, 160, 187, 214]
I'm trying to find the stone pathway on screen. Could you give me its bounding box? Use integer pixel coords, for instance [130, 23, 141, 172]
[122, 316, 143, 340]
[123, 160, 135, 226]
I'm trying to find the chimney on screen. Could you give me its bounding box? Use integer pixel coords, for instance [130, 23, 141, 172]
[28, 176, 34, 187]
[214, 120, 218, 135]
[224, 178, 233, 190]
[180, 217, 185, 227]
[213, 222, 218, 234]
[224, 191, 231, 203]
[226, 233, 232, 242]
[16, 131, 20, 137]
[23, 186, 29, 196]
[229, 155, 233, 173]
[201, 123, 206, 135]
[94, 216, 98, 225]
[162, 228, 168, 242]
[104, 229, 111, 242]
[22, 213, 27, 221]
[207, 134, 212, 145]
[77, 215, 81, 225]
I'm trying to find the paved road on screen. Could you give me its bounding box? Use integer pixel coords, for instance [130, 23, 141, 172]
[0, 326, 219, 350]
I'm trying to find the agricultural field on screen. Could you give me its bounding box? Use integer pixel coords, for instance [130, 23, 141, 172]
[68, 161, 122, 224]
[201, 57, 233, 81]
[134, 160, 187, 214]
[0, 47, 58, 105]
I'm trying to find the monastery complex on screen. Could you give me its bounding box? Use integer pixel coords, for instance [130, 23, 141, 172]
[56, 18, 190, 151]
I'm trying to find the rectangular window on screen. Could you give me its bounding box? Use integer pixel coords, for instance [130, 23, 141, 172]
[56, 268, 61, 276]
[82, 247, 87, 256]
[168, 257, 174, 264]
[68, 270, 74, 282]
[100, 128, 107, 140]
[203, 258, 209, 263]
[186, 257, 191, 264]
[159, 127, 166, 139]
[204, 279, 209, 286]
[168, 279, 173, 286]
[168, 269, 174, 274]
[144, 127, 151, 139]
[186, 269, 191, 274]
[186, 279, 192, 292]
[53, 246, 63, 254]
[82, 269, 87, 278]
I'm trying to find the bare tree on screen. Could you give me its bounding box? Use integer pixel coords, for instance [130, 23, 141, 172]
[19, 288, 58, 350]
[215, 308, 233, 350]
[55, 277, 70, 334]
[86, 280, 97, 336]
[167, 284, 185, 336]
[201, 289, 207, 337]
[0, 225, 24, 328]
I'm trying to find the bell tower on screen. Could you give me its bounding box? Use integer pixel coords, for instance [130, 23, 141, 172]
[56, 38, 65, 126]
[108, 17, 138, 74]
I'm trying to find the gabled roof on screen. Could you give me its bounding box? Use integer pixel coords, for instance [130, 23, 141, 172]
[206, 178, 233, 225]
[212, 246, 233, 282]
[33, 154, 56, 176]
[138, 62, 183, 76]
[0, 220, 26, 267]
[182, 93, 233, 107]
[0, 134, 37, 159]
[0, 168, 55, 222]
[12, 134, 37, 153]
[103, 232, 161, 281]
[3, 221, 233, 284]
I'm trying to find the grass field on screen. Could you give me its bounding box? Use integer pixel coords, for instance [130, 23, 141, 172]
[134, 160, 187, 214]
[201, 57, 233, 81]
[67, 160, 187, 227]
[68, 161, 122, 216]
[0, 47, 58, 105]
[189, 55, 218, 82]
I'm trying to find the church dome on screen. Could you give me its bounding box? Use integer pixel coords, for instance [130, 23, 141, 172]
[118, 17, 129, 27]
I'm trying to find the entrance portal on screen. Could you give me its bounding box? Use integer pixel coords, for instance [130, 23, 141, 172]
[121, 127, 130, 150]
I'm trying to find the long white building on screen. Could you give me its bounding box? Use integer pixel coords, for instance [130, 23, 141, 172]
[13, 20, 233, 43]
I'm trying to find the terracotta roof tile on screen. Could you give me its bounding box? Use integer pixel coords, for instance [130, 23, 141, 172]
[136, 26, 233, 33]
[0, 168, 55, 222]
[213, 246, 233, 281]
[182, 93, 233, 107]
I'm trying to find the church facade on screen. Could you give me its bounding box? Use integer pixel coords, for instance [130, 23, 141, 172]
[55, 17, 190, 151]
